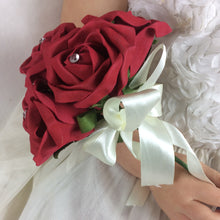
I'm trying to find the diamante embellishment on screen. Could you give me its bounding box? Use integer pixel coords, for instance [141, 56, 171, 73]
[69, 53, 80, 63]
[23, 110, 27, 119]
[39, 37, 45, 44]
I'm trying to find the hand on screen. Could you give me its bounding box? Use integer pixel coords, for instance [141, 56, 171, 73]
[116, 144, 220, 220]
[150, 153, 220, 220]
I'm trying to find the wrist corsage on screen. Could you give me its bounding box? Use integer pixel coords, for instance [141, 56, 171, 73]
[20, 11, 211, 190]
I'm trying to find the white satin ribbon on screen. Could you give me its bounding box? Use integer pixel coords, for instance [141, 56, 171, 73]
[80, 44, 211, 204]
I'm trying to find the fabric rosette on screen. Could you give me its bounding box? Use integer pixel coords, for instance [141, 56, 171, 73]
[20, 11, 172, 165]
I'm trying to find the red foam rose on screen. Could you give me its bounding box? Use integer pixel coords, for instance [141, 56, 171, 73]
[20, 10, 172, 165]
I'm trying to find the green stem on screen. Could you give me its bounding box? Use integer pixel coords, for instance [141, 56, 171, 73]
[175, 156, 189, 172]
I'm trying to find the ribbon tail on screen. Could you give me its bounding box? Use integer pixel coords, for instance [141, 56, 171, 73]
[162, 121, 212, 184]
[148, 84, 163, 117]
[139, 117, 175, 186]
[120, 131, 139, 159]
[126, 179, 150, 206]
[82, 124, 119, 166]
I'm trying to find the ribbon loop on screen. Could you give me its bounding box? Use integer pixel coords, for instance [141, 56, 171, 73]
[83, 121, 119, 166]
[147, 84, 163, 117]
[129, 44, 167, 90]
[140, 117, 175, 186]
[103, 89, 161, 132]
[103, 97, 126, 131]
[121, 89, 161, 131]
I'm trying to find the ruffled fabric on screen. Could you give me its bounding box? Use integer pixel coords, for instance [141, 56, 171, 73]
[129, 0, 220, 153]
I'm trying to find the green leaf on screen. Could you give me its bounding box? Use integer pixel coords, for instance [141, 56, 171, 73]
[77, 109, 97, 133]
[122, 86, 137, 95]
[117, 134, 123, 143]
[92, 95, 110, 109]
[127, 68, 131, 78]
[153, 39, 158, 45]
[53, 142, 72, 159]
[122, 69, 139, 94]
[122, 69, 137, 95]
[127, 69, 135, 85]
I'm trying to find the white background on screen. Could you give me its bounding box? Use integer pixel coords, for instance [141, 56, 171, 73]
[0, 0, 63, 129]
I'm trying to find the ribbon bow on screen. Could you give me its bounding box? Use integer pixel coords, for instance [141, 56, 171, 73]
[81, 44, 210, 188]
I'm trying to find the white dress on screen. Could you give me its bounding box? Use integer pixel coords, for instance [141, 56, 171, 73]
[1, 0, 220, 219]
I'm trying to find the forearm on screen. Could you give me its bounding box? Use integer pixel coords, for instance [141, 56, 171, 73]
[61, 0, 128, 26]
[116, 131, 141, 178]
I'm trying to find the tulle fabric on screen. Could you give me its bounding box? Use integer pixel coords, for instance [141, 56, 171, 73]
[0, 104, 164, 220]
[1, 0, 220, 219]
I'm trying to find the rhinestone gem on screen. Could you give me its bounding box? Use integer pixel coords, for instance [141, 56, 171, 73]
[23, 110, 27, 119]
[39, 37, 45, 44]
[69, 53, 80, 63]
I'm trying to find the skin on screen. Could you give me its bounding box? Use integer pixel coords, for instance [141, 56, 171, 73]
[61, 1, 220, 219]
[61, 0, 128, 26]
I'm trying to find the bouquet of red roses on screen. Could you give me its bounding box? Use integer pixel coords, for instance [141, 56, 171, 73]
[20, 11, 171, 166]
